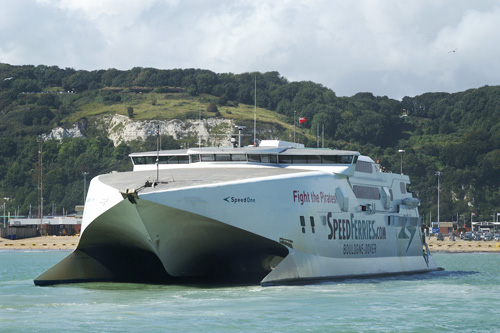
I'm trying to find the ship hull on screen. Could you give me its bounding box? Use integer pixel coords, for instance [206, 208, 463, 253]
[35, 167, 438, 286]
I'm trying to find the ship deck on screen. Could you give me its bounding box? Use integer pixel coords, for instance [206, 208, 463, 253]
[97, 167, 315, 192]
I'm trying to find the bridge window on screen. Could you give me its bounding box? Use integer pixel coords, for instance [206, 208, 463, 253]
[132, 156, 156, 165]
[158, 156, 189, 164]
[339, 155, 354, 164]
[278, 154, 355, 164]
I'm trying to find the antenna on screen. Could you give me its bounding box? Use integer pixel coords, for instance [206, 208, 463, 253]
[156, 124, 160, 185]
[254, 76, 257, 145]
[38, 136, 43, 232]
[235, 125, 246, 148]
[198, 107, 202, 148]
[322, 124, 324, 148]
[317, 123, 319, 148]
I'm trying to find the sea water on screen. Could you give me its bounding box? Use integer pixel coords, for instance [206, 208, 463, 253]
[1, 251, 499, 332]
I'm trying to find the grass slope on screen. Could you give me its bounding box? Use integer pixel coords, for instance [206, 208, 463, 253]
[62, 91, 313, 140]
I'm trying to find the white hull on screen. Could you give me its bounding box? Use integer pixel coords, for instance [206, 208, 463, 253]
[34, 141, 439, 286]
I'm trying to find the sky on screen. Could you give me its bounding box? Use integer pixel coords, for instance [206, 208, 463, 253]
[1, 0, 500, 100]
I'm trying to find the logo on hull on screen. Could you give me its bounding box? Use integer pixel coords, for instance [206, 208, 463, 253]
[223, 196, 256, 204]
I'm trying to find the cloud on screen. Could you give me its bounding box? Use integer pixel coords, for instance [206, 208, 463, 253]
[1, 0, 500, 99]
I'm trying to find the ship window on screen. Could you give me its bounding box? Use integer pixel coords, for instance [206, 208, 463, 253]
[310, 216, 315, 233]
[307, 155, 322, 164]
[248, 154, 261, 162]
[300, 216, 306, 233]
[158, 156, 172, 164]
[132, 157, 146, 165]
[201, 154, 215, 162]
[214, 154, 231, 161]
[321, 155, 338, 164]
[261, 154, 277, 163]
[231, 154, 247, 161]
[154, 155, 190, 164]
[135, 156, 156, 164]
[339, 155, 353, 164]
[278, 155, 293, 164]
[352, 185, 381, 200]
[293, 155, 307, 164]
[355, 161, 373, 173]
[400, 182, 407, 194]
[190, 154, 200, 163]
[158, 156, 173, 164]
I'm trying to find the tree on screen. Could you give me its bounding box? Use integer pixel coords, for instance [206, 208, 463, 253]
[196, 72, 217, 94]
[206, 102, 218, 113]
[187, 84, 198, 96]
[23, 106, 54, 126]
[12, 79, 40, 93]
[218, 94, 228, 106]
[127, 106, 134, 118]
[62, 71, 92, 92]
[37, 94, 61, 108]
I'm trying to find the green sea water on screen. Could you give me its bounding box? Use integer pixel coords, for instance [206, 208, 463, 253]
[1, 250, 499, 332]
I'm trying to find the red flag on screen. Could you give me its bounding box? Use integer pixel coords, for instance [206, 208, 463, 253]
[299, 117, 307, 124]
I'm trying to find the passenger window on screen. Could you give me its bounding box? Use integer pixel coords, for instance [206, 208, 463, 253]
[214, 154, 230, 161]
[201, 154, 215, 162]
[247, 154, 261, 162]
[231, 154, 246, 161]
[278, 155, 293, 164]
[190, 154, 200, 163]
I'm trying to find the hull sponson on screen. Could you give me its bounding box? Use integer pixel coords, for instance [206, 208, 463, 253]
[261, 249, 438, 286]
[133, 198, 288, 279]
[35, 182, 289, 285]
[35, 198, 173, 285]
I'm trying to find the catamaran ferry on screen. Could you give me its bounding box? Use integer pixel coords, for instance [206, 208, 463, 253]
[34, 140, 439, 286]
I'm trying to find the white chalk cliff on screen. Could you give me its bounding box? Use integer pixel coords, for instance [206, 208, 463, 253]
[44, 114, 234, 147]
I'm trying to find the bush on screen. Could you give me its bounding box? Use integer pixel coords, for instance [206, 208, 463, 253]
[206, 102, 218, 113]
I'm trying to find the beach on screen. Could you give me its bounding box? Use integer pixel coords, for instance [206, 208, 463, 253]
[426, 236, 500, 252]
[0, 235, 80, 250]
[1, 235, 499, 252]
